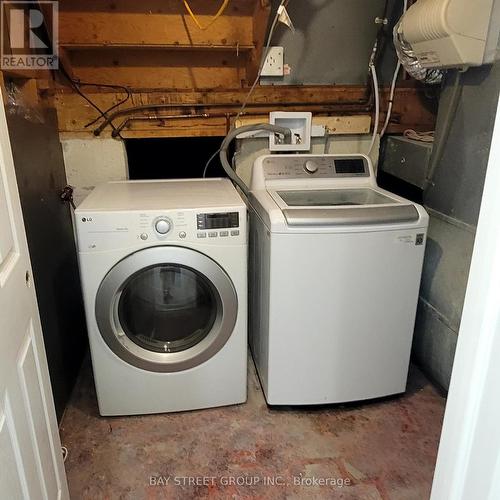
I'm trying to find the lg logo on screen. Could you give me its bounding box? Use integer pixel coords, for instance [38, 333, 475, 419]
[81, 217, 93, 223]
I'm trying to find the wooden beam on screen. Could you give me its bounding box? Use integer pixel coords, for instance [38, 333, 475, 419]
[59, 2, 255, 49]
[246, 0, 272, 83]
[1, 69, 50, 80]
[51, 84, 437, 138]
[236, 115, 372, 135]
[52, 84, 373, 104]
[58, 0, 256, 16]
[66, 48, 247, 89]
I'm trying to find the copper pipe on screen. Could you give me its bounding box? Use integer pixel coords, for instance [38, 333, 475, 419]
[111, 112, 229, 137]
[94, 92, 372, 136]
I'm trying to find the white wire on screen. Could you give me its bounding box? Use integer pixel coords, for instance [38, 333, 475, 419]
[380, 0, 408, 139]
[380, 60, 400, 138]
[234, 0, 287, 123]
[404, 129, 435, 142]
[203, 0, 287, 179]
[202, 148, 220, 178]
[368, 63, 380, 155]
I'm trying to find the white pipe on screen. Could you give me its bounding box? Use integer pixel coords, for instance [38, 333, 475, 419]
[368, 63, 380, 155]
[380, 60, 401, 138]
[380, 0, 408, 138]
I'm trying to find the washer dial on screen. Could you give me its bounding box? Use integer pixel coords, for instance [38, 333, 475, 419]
[304, 160, 319, 174]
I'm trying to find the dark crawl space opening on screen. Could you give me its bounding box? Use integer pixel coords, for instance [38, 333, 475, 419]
[377, 170, 424, 205]
[125, 137, 231, 180]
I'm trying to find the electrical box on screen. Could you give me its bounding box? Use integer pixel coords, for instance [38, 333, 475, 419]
[261, 47, 284, 77]
[400, 0, 500, 68]
[381, 136, 433, 189]
[269, 112, 312, 152]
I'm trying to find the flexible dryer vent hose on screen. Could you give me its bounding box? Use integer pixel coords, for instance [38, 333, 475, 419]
[219, 124, 292, 196]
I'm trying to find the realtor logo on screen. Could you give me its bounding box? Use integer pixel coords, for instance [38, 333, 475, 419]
[1, 1, 58, 70]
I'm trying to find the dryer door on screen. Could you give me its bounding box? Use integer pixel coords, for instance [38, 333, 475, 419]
[95, 246, 238, 372]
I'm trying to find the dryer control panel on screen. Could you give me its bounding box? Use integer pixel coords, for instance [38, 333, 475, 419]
[75, 208, 246, 252]
[197, 212, 239, 230]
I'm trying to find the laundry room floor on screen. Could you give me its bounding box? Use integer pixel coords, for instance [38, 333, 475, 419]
[60, 359, 446, 500]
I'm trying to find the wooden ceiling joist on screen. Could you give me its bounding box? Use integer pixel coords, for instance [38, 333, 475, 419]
[67, 49, 247, 89]
[57, 0, 271, 89]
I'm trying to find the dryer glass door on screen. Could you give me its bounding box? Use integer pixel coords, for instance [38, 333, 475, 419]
[118, 264, 217, 353]
[95, 246, 238, 373]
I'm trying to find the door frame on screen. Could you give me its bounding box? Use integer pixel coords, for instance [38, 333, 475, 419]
[431, 95, 500, 498]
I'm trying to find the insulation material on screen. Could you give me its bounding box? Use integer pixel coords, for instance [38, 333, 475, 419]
[61, 139, 129, 206]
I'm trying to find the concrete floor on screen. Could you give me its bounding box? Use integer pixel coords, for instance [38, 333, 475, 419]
[60, 359, 445, 499]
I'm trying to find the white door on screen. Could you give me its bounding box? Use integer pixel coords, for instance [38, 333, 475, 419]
[0, 88, 69, 499]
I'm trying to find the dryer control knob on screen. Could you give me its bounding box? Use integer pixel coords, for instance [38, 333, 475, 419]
[304, 160, 319, 174]
[154, 218, 171, 235]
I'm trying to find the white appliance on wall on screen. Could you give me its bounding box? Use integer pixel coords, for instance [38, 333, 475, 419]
[399, 0, 500, 68]
[248, 154, 429, 405]
[75, 179, 247, 416]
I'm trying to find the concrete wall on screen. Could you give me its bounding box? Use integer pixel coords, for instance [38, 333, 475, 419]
[62, 134, 378, 205]
[412, 63, 500, 390]
[61, 138, 128, 206]
[263, 0, 401, 86]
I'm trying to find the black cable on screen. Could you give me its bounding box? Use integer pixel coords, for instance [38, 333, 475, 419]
[81, 82, 131, 128]
[58, 65, 126, 137]
[375, 0, 391, 66]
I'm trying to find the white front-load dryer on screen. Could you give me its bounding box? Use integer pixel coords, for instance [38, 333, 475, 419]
[75, 179, 247, 416]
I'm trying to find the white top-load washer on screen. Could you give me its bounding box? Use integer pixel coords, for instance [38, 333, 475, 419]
[248, 154, 429, 405]
[75, 179, 247, 416]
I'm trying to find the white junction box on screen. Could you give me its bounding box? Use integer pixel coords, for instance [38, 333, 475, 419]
[261, 46, 284, 76]
[269, 111, 312, 152]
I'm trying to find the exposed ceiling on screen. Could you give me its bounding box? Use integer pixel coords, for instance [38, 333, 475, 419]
[57, 0, 270, 89]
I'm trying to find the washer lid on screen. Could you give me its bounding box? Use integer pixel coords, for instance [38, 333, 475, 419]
[277, 188, 397, 207]
[282, 205, 419, 226]
[272, 188, 419, 227]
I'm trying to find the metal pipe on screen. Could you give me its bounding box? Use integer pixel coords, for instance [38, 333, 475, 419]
[111, 112, 221, 137]
[93, 94, 372, 136]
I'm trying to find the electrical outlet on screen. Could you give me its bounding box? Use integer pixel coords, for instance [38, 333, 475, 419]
[261, 47, 284, 77]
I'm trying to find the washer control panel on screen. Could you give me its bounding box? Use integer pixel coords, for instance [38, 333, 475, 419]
[263, 156, 369, 179]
